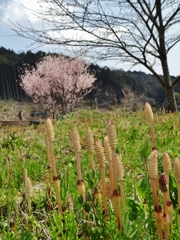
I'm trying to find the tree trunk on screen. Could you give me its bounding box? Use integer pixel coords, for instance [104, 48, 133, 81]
[156, 0, 177, 113]
[161, 72, 177, 112]
[161, 58, 177, 112]
[164, 86, 177, 112]
[61, 101, 67, 114]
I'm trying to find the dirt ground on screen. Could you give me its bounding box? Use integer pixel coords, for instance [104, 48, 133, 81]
[0, 99, 117, 121]
[0, 100, 43, 121]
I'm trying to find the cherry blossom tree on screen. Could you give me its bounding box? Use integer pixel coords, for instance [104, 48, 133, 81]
[20, 55, 96, 114]
[8, 0, 180, 112]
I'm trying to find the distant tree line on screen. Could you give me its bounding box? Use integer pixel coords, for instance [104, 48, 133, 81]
[0, 47, 46, 101]
[0, 47, 137, 105]
[1, 46, 180, 109]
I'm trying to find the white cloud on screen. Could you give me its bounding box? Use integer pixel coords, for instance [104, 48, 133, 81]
[0, 0, 179, 76]
[2, 0, 41, 24]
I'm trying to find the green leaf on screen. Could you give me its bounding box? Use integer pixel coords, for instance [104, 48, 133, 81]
[0, 174, 2, 189]
[128, 228, 137, 238]
[20, 230, 33, 240]
[83, 202, 91, 213]
[138, 176, 150, 199]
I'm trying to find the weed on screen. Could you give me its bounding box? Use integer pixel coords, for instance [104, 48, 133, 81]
[1, 107, 180, 239]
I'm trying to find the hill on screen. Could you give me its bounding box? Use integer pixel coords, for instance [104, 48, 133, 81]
[0, 46, 179, 111]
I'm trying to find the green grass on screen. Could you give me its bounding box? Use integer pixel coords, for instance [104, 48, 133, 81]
[1, 108, 180, 239]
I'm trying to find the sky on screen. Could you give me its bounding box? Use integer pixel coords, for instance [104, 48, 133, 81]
[0, 0, 180, 76]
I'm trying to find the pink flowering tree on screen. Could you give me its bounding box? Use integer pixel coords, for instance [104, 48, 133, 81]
[20, 55, 96, 114]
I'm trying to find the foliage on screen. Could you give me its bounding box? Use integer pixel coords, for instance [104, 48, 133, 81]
[1, 108, 180, 238]
[20, 55, 96, 113]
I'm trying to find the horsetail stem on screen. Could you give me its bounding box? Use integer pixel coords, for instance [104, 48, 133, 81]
[107, 122, 122, 230]
[104, 135, 113, 197]
[45, 133, 53, 209]
[112, 189, 121, 231]
[45, 118, 62, 214]
[159, 173, 170, 240]
[85, 127, 95, 170]
[107, 121, 117, 191]
[72, 127, 87, 218]
[148, 150, 162, 239]
[94, 188, 102, 207]
[163, 153, 173, 220]
[72, 127, 82, 181]
[77, 179, 86, 200]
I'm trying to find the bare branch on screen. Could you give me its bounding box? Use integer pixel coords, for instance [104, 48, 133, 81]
[172, 75, 180, 86]
[2, 0, 180, 111]
[164, 4, 180, 29]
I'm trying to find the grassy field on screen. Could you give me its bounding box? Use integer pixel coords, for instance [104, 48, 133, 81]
[1, 106, 180, 239]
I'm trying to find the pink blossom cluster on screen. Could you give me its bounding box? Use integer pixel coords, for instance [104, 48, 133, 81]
[20, 55, 96, 113]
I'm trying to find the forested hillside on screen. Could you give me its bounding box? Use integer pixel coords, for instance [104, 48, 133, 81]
[0, 46, 179, 109]
[0, 47, 46, 100]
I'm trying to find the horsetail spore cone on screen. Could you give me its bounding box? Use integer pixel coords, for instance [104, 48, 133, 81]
[148, 150, 159, 208]
[45, 118, 62, 213]
[116, 154, 124, 181]
[95, 139, 108, 214]
[95, 139, 105, 169]
[107, 121, 117, 150]
[144, 102, 156, 150]
[174, 158, 180, 221]
[104, 136, 112, 163]
[145, 102, 153, 122]
[45, 118, 55, 142]
[116, 154, 125, 205]
[45, 119, 56, 177]
[72, 127, 81, 153]
[163, 153, 171, 188]
[26, 176, 32, 215]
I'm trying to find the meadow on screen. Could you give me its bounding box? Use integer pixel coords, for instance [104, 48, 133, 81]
[1, 106, 180, 240]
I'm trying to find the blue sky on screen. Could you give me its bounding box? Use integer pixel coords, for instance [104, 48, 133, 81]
[0, 0, 180, 76]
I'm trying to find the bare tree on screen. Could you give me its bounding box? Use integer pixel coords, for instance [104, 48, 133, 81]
[121, 85, 144, 111]
[5, 0, 180, 111]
